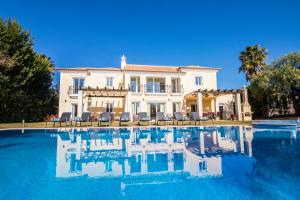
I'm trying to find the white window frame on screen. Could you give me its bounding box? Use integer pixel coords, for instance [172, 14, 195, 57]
[131, 102, 141, 115]
[195, 76, 203, 86]
[106, 103, 113, 112]
[72, 78, 85, 95]
[130, 76, 141, 93]
[106, 77, 113, 87]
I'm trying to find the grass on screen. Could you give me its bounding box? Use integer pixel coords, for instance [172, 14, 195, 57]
[0, 120, 252, 129]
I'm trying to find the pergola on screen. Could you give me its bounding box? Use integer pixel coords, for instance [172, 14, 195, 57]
[185, 89, 242, 99]
[81, 86, 129, 98]
[184, 88, 243, 120]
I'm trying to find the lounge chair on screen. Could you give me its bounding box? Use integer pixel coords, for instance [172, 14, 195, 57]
[98, 112, 112, 126]
[190, 112, 208, 125]
[206, 112, 215, 125]
[119, 112, 130, 126]
[74, 112, 92, 126]
[156, 112, 172, 125]
[52, 112, 72, 127]
[137, 112, 151, 126]
[173, 112, 190, 125]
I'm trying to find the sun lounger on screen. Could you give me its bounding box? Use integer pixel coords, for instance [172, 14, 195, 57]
[119, 112, 130, 126]
[74, 112, 92, 126]
[52, 112, 72, 127]
[190, 112, 208, 125]
[173, 112, 190, 125]
[137, 112, 151, 126]
[98, 112, 112, 126]
[156, 112, 172, 125]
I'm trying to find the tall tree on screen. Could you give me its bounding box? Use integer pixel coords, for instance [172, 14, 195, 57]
[0, 18, 57, 122]
[239, 45, 267, 81]
[248, 52, 300, 118]
[270, 52, 300, 115]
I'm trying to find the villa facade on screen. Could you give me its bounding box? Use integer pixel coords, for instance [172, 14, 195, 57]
[57, 56, 252, 121]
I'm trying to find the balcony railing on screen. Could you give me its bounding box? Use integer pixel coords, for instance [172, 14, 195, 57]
[129, 84, 142, 93]
[170, 85, 183, 94]
[128, 84, 184, 94]
[145, 83, 166, 93]
[68, 86, 83, 95]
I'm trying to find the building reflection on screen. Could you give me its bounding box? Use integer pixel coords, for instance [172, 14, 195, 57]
[55, 126, 254, 182]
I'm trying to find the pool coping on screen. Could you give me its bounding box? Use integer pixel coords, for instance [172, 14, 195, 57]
[0, 124, 253, 131]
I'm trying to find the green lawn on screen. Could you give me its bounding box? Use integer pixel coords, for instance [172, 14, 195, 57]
[0, 120, 252, 129]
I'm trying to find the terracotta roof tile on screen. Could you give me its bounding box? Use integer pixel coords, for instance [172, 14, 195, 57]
[56, 67, 120, 71]
[56, 64, 221, 72]
[123, 64, 180, 73]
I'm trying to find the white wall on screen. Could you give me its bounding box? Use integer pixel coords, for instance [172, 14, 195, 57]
[58, 67, 219, 117]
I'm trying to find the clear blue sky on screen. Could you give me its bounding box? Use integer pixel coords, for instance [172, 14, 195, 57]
[1, 0, 300, 89]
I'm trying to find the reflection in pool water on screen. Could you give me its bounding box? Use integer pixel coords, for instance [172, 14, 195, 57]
[56, 127, 253, 180]
[1, 126, 300, 200]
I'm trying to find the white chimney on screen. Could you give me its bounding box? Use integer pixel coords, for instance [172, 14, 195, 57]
[121, 55, 126, 69]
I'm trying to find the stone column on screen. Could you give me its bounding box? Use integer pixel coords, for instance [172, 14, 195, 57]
[197, 92, 203, 117]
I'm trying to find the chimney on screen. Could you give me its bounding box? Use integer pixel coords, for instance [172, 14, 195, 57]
[121, 55, 126, 69]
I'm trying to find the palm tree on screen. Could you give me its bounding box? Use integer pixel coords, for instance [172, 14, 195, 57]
[239, 45, 267, 81]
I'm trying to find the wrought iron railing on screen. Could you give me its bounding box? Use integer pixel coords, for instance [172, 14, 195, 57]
[145, 83, 166, 93]
[129, 84, 142, 93]
[128, 84, 184, 94]
[169, 84, 183, 93]
[68, 86, 83, 95]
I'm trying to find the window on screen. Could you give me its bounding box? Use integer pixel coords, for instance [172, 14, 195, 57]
[146, 77, 166, 93]
[73, 78, 85, 94]
[171, 78, 181, 93]
[130, 77, 140, 92]
[106, 103, 113, 112]
[106, 77, 113, 87]
[173, 102, 181, 113]
[199, 161, 207, 171]
[131, 102, 141, 115]
[195, 76, 203, 86]
[72, 104, 78, 119]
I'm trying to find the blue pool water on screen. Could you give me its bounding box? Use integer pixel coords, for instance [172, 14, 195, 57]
[0, 126, 300, 200]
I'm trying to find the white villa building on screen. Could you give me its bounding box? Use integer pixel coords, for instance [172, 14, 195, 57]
[57, 55, 251, 121]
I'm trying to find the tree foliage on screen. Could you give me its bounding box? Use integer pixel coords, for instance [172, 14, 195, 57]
[0, 18, 57, 122]
[239, 45, 268, 81]
[247, 52, 300, 118]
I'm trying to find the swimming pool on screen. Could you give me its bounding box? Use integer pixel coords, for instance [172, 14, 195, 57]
[0, 126, 299, 200]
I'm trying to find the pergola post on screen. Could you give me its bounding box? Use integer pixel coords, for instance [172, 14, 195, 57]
[235, 93, 242, 121]
[78, 90, 84, 117]
[197, 92, 203, 117]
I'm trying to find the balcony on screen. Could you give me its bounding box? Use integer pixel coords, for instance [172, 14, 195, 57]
[170, 85, 183, 94]
[128, 84, 184, 95]
[68, 86, 83, 96]
[129, 84, 142, 93]
[145, 83, 166, 94]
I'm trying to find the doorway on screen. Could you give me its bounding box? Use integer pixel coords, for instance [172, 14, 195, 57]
[191, 104, 197, 112]
[148, 103, 166, 119]
[72, 104, 78, 119]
